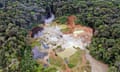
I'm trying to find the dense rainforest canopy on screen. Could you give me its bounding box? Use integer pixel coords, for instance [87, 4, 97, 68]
[0, 0, 120, 72]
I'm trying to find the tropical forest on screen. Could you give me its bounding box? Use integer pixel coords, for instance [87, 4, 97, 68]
[0, 0, 120, 72]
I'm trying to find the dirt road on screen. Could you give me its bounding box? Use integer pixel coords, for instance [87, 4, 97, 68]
[86, 51, 108, 72]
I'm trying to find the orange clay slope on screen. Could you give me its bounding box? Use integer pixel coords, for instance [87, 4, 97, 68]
[65, 15, 93, 43]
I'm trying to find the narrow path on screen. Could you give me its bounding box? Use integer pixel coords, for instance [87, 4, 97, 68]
[85, 50, 108, 72]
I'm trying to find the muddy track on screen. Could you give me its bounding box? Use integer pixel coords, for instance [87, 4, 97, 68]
[85, 50, 108, 72]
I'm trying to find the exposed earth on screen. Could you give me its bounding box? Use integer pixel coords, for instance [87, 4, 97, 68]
[86, 50, 108, 72]
[30, 21, 108, 72]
